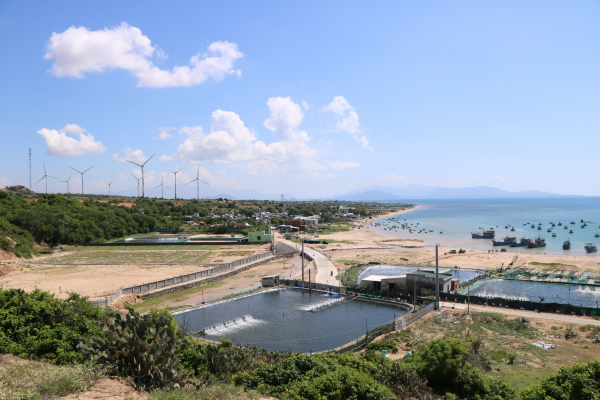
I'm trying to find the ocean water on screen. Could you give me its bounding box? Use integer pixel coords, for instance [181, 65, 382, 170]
[372, 198, 600, 256]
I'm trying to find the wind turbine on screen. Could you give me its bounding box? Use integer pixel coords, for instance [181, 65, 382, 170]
[37, 163, 56, 194]
[169, 167, 186, 200]
[126, 153, 155, 197]
[187, 165, 209, 200]
[107, 179, 116, 196]
[154, 176, 171, 199]
[130, 174, 141, 197]
[69, 165, 94, 195]
[59, 174, 72, 194]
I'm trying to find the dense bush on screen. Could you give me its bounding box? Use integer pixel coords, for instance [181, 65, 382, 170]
[409, 335, 515, 400]
[519, 360, 600, 400]
[0, 288, 105, 364]
[365, 340, 399, 354]
[79, 308, 185, 389]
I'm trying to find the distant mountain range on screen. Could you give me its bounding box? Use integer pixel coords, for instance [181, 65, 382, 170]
[332, 185, 583, 200]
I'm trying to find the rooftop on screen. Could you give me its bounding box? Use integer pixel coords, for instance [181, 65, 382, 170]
[407, 270, 452, 280]
[361, 274, 407, 282]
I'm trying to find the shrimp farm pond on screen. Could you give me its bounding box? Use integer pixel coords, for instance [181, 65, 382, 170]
[173, 289, 408, 353]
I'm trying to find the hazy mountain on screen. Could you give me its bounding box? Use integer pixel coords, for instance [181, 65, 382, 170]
[334, 185, 581, 200]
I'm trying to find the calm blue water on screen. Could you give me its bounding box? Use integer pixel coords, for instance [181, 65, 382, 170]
[373, 198, 600, 256]
[175, 289, 406, 353]
[470, 280, 600, 308]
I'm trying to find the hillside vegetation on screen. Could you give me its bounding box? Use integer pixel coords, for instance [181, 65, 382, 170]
[0, 287, 599, 399]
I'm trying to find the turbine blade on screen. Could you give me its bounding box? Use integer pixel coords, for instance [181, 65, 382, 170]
[199, 179, 210, 186]
[109, 179, 116, 185]
[47, 176, 57, 179]
[43, 163, 47, 175]
[70, 167, 82, 174]
[197, 165, 200, 178]
[36, 176, 46, 184]
[67, 174, 72, 181]
[83, 165, 94, 173]
[187, 179, 198, 185]
[126, 160, 142, 167]
[142, 153, 156, 166]
[129, 173, 140, 181]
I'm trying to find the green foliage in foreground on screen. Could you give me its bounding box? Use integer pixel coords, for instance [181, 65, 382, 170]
[365, 340, 399, 354]
[519, 360, 600, 400]
[0, 216, 36, 258]
[0, 289, 105, 364]
[79, 308, 185, 389]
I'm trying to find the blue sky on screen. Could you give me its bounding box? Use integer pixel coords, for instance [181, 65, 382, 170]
[1, 1, 600, 198]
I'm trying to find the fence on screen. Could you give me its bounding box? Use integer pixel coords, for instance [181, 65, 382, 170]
[442, 292, 600, 317]
[91, 252, 274, 307]
[282, 279, 342, 293]
[333, 302, 434, 354]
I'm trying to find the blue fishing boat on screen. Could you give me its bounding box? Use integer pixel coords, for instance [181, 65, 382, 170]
[527, 237, 546, 248]
[585, 243, 597, 253]
[510, 237, 530, 247]
[493, 236, 516, 246]
[563, 239, 571, 250]
[472, 230, 495, 239]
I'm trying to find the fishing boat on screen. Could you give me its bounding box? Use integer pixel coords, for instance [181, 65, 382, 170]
[585, 243, 598, 253]
[581, 224, 586, 228]
[558, 222, 562, 226]
[595, 233, 600, 238]
[527, 237, 546, 248]
[563, 239, 571, 250]
[531, 224, 535, 228]
[537, 226, 542, 230]
[569, 230, 574, 234]
[552, 233, 557, 237]
[564, 226, 568, 230]
[511, 227, 515, 231]
[472, 230, 495, 239]
[510, 237, 530, 247]
[570, 221, 576, 224]
[546, 228, 552, 232]
[493, 236, 516, 246]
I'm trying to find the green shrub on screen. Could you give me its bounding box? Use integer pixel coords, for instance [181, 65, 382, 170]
[365, 340, 398, 354]
[0, 289, 104, 364]
[519, 360, 600, 400]
[79, 308, 185, 389]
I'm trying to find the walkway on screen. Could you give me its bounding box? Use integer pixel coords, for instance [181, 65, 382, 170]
[277, 234, 337, 285]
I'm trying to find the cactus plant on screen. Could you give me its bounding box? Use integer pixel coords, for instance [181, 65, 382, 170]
[78, 307, 185, 389]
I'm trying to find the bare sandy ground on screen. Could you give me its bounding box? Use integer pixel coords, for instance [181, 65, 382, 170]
[1, 247, 270, 299]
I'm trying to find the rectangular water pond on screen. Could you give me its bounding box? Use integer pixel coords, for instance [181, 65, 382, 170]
[174, 289, 408, 353]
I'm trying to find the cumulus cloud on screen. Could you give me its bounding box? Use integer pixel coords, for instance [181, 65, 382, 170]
[0, 177, 12, 186]
[44, 23, 243, 88]
[175, 97, 320, 172]
[37, 124, 106, 156]
[154, 127, 175, 140]
[323, 96, 371, 150]
[329, 161, 360, 170]
[112, 147, 151, 163]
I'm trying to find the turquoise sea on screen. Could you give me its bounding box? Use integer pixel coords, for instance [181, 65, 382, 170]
[371, 198, 600, 257]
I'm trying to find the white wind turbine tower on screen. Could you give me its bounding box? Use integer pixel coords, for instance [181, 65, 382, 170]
[37, 163, 56, 194]
[107, 179, 116, 196]
[69, 165, 94, 195]
[169, 167, 186, 200]
[130, 174, 141, 197]
[154, 176, 170, 199]
[187, 165, 210, 200]
[59, 174, 72, 194]
[126, 153, 155, 197]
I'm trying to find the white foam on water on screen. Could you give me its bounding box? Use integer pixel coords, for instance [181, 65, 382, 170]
[475, 292, 530, 302]
[298, 298, 345, 311]
[203, 315, 264, 335]
[574, 286, 600, 296]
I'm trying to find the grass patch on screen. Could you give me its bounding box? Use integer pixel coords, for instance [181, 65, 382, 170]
[337, 259, 361, 265]
[529, 262, 578, 268]
[498, 368, 552, 390]
[345, 264, 367, 283]
[150, 383, 262, 400]
[0, 360, 104, 399]
[132, 281, 226, 312]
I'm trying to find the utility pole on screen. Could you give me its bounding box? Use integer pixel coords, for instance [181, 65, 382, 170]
[467, 285, 470, 315]
[435, 243, 440, 310]
[28, 149, 31, 193]
[309, 269, 311, 292]
[301, 238, 305, 286]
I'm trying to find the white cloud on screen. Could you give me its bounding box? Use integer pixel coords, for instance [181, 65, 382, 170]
[329, 161, 360, 170]
[263, 97, 309, 142]
[301, 100, 311, 110]
[175, 98, 320, 172]
[0, 177, 13, 186]
[112, 147, 151, 163]
[323, 96, 370, 150]
[248, 170, 258, 177]
[154, 127, 175, 140]
[159, 154, 178, 162]
[37, 124, 106, 156]
[44, 23, 243, 88]
[354, 135, 373, 151]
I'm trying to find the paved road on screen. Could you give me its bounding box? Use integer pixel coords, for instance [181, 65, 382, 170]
[276, 234, 337, 285]
[441, 302, 600, 326]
